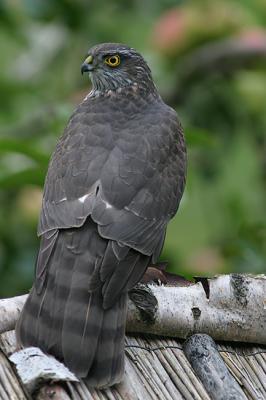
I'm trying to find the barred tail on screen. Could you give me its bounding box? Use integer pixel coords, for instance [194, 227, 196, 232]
[16, 218, 148, 388]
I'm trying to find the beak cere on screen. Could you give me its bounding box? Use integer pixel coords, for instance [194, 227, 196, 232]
[81, 55, 94, 74]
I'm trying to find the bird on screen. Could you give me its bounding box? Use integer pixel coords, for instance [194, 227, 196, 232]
[16, 43, 187, 388]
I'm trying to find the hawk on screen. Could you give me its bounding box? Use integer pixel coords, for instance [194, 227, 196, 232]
[16, 43, 186, 388]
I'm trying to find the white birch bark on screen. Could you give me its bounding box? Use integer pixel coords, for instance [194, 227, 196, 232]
[127, 274, 266, 345]
[9, 347, 78, 393]
[0, 274, 265, 344]
[0, 294, 28, 334]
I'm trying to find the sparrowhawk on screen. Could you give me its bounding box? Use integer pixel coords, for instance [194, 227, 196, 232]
[16, 43, 187, 388]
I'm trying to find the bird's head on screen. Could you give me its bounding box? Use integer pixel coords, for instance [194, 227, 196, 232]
[81, 43, 156, 94]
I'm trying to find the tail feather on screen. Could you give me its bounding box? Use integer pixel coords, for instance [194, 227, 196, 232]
[15, 288, 40, 348]
[62, 290, 103, 376]
[37, 236, 66, 357]
[102, 253, 149, 309]
[85, 293, 127, 388]
[102, 254, 139, 308]
[110, 293, 128, 384]
[16, 218, 150, 388]
[46, 250, 75, 360]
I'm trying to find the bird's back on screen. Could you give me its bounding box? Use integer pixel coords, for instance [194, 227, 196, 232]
[16, 43, 186, 388]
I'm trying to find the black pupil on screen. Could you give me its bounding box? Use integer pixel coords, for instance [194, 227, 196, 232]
[110, 57, 117, 64]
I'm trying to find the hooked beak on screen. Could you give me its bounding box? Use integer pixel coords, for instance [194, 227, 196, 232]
[81, 55, 94, 74]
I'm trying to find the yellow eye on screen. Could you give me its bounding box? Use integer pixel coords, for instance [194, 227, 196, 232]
[105, 55, 120, 67]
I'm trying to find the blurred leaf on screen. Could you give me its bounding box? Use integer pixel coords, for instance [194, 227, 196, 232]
[0, 138, 49, 165]
[0, 168, 45, 189]
[0, 0, 266, 297]
[185, 127, 217, 147]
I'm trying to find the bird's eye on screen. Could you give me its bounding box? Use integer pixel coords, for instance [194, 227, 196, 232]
[105, 55, 120, 67]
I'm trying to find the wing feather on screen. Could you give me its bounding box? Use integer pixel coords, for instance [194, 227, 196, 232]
[37, 92, 186, 276]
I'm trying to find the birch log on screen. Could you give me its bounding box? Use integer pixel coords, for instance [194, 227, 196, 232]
[127, 274, 266, 344]
[0, 274, 265, 345]
[0, 294, 28, 334]
[9, 347, 78, 393]
[183, 334, 248, 400]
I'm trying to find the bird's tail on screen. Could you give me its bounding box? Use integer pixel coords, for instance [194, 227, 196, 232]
[15, 220, 130, 388]
[83, 291, 128, 387]
[16, 289, 127, 388]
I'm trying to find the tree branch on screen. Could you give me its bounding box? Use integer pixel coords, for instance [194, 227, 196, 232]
[183, 334, 248, 400]
[0, 274, 265, 345]
[127, 274, 266, 345]
[0, 294, 28, 334]
[166, 33, 266, 104]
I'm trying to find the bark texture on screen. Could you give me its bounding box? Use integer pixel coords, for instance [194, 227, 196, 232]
[127, 274, 266, 344]
[1, 274, 265, 344]
[183, 334, 248, 400]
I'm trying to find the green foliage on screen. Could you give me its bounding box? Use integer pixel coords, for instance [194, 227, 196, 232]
[0, 0, 265, 296]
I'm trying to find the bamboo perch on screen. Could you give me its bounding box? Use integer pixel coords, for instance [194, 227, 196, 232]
[0, 274, 265, 345]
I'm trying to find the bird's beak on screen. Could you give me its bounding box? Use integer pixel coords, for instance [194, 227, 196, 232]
[81, 55, 94, 74]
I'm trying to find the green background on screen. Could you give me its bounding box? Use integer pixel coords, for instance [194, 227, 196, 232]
[0, 0, 265, 297]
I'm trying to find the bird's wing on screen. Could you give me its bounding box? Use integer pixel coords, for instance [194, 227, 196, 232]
[38, 95, 186, 261]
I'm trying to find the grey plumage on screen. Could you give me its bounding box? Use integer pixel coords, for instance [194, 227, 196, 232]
[16, 43, 186, 388]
